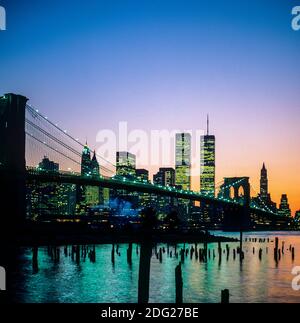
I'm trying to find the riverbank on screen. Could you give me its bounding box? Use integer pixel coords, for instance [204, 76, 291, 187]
[12, 223, 238, 246]
[14, 232, 238, 246]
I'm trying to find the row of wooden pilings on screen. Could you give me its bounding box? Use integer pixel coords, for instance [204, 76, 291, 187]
[273, 237, 295, 262]
[33, 245, 97, 272]
[31, 235, 296, 303]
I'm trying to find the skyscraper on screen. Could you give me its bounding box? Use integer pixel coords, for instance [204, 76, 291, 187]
[153, 168, 175, 187]
[91, 150, 100, 178]
[116, 151, 136, 178]
[175, 133, 191, 190]
[252, 163, 277, 213]
[135, 169, 150, 209]
[200, 116, 215, 197]
[27, 157, 77, 219]
[81, 142, 91, 176]
[136, 169, 149, 182]
[153, 167, 176, 217]
[278, 194, 291, 217]
[115, 152, 138, 208]
[260, 163, 268, 198]
[77, 144, 101, 214]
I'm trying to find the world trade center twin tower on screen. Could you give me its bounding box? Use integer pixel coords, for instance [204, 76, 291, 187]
[175, 116, 215, 196]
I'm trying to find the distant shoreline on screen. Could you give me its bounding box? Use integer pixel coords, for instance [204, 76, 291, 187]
[13, 230, 238, 247]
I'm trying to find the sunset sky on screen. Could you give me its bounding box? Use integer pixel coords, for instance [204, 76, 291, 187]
[1, 0, 300, 214]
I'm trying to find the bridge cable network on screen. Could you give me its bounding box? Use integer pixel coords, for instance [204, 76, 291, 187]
[25, 104, 115, 176]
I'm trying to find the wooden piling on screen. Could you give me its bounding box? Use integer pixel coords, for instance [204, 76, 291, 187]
[274, 237, 279, 262]
[226, 244, 229, 261]
[32, 246, 38, 272]
[175, 262, 183, 304]
[159, 248, 163, 263]
[259, 248, 262, 260]
[138, 241, 152, 304]
[221, 289, 229, 303]
[56, 247, 60, 262]
[111, 244, 115, 264]
[127, 242, 133, 264]
[180, 249, 184, 263]
[76, 245, 80, 264]
[239, 231, 243, 261]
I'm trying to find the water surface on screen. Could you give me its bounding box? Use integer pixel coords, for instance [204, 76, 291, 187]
[12, 231, 300, 303]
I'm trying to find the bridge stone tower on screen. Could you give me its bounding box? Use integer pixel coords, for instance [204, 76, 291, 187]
[0, 93, 28, 233]
[220, 177, 251, 229]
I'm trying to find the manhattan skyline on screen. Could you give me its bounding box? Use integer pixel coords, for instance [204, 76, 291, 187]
[0, 0, 299, 213]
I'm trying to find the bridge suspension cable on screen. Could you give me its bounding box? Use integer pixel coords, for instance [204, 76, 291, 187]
[25, 104, 116, 176]
[249, 184, 277, 215]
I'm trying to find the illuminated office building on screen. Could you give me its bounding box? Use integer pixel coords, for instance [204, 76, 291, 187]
[153, 168, 176, 218]
[135, 169, 150, 208]
[77, 145, 101, 214]
[175, 133, 191, 220]
[27, 157, 76, 219]
[200, 116, 215, 197]
[136, 168, 149, 182]
[153, 168, 175, 187]
[115, 152, 138, 208]
[116, 151, 136, 178]
[278, 194, 291, 217]
[175, 133, 191, 190]
[81, 142, 92, 176]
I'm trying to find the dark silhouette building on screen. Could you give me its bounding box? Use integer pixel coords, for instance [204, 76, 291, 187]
[38, 156, 59, 172]
[260, 163, 268, 198]
[252, 163, 277, 213]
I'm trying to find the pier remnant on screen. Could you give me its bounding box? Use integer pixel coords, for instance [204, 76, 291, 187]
[175, 262, 183, 304]
[221, 289, 229, 303]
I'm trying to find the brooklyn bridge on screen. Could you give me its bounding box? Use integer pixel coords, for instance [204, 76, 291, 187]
[0, 93, 287, 233]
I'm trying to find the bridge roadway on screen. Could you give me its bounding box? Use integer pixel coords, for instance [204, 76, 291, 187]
[25, 167, 241, 209]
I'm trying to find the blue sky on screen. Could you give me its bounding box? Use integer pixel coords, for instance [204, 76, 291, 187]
[1, 0, 300, 212]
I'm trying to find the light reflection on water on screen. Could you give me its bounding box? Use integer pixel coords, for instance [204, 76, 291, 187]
[12, 231, 300, 303]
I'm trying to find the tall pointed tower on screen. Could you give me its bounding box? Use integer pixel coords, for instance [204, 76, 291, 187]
[91, 150, 100, 177]
[81, 142, 91, 176]
[260, 163, 268, 198]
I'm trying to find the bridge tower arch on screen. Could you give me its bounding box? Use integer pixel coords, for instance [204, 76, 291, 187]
[220, 177, 251, 229]
[221, 177, 250, 206]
